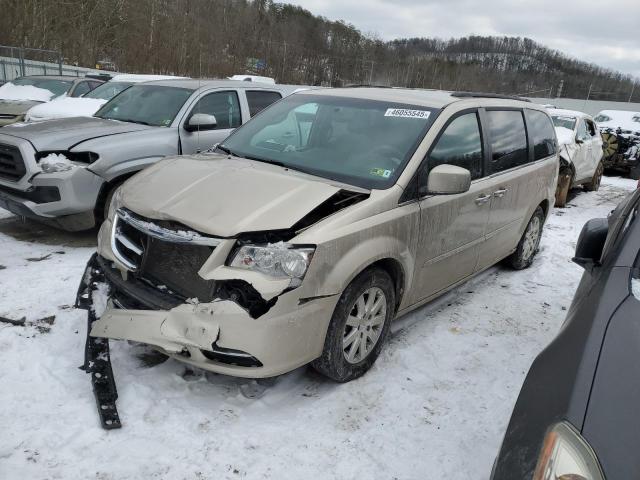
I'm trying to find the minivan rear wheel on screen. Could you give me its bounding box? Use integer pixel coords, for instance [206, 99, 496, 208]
[312, 267, 395, 382]
[506, 206, 544, 270]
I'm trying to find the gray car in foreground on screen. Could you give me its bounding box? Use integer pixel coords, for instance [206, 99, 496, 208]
[491, 187, 640, 480]
[0, 79, 301, 230]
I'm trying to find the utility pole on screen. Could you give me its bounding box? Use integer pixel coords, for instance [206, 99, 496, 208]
[281, 41, 287, 81]
[368, 60, 374, 85]
[629, 82, 636, 103]
[556, 79, 563, 98]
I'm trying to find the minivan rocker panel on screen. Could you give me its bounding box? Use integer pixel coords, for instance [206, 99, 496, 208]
[82, 88, 558, 380]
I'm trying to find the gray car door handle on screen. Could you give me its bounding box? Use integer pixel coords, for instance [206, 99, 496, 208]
[475, 194, 491, 205]
[493, 189, 508, 198]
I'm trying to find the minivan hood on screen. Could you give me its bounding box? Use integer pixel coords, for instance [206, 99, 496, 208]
[0, 116, 151, 151]
[121, 155, 348, 237]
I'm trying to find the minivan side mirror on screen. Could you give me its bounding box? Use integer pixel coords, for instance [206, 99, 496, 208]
[427, 164, 471, 195]
[573, 217, 608, 270]
[184, 113, 218, 132]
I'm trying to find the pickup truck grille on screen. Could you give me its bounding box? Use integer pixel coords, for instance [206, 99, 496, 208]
[111, 208, 220, 302]
[0, 143, 26, 181]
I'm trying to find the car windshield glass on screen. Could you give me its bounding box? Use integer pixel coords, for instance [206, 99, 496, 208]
[12, 78, 73, 97]
[552, 115, 576, 130]
[94, 84, 193, 126]
[220, 94, 438, 189]
[594, 114, 610, 123]
[84, 81, 133, 100]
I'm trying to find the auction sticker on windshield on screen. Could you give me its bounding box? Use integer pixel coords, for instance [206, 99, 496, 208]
[384, 108, 431, 119]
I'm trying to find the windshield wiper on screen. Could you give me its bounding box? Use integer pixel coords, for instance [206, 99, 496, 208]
[243, 155, 287, 168]
[118, 119, 152, 126]
[216, 144, 238, 156]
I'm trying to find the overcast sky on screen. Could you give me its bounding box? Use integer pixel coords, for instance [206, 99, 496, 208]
[286, 0, 640, 80]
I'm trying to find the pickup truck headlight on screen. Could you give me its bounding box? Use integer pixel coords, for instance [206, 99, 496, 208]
[533, 422, 604, 480]
[229, 244, 315, 279]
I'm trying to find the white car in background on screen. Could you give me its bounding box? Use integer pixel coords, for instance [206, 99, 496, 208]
[25, 74, 187, 122]
[549, 108, 603, 207]
[593, 109, 640, 178]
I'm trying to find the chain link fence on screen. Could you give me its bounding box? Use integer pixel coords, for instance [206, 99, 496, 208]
[0, 45, 104, 82]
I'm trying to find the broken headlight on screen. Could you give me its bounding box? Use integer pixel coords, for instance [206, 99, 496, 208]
[229, 244, 315, 280]
[533, 422, 604, 480]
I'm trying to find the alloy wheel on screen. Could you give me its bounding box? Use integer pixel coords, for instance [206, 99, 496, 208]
[342, 287, 387, 364]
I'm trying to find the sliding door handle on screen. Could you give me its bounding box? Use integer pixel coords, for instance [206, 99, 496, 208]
[475, 194, 491, 205]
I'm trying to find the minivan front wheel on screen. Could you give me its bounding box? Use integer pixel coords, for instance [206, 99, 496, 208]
[312, 267, 395, 382]
[507, 206, 544, 270]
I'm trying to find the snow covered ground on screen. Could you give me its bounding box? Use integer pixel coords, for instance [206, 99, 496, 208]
[0, 176, 635, 480]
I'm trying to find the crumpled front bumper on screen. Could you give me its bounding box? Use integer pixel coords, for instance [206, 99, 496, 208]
[80, 254, 339, 378]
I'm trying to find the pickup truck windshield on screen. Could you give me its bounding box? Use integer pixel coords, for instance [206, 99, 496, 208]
[221, 94, 438, 189]
[94, 84, 193, 127]
[85, 81, 133, 101]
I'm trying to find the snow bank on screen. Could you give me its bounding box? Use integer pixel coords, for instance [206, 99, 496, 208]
[39, 153, 73, 173]
[555, 126, 575, 146]
[0, 82, 55, 102]
[25, 97, 107, 122]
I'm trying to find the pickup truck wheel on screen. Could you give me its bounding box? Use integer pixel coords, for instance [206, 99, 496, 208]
[506, 206, 544, 270]
[312, 267, 395, 382]
[584, 161, 604, 191]
[555, 168, 573, 207]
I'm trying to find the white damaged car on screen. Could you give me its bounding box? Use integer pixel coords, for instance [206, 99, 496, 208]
[549, 108, 604, 207]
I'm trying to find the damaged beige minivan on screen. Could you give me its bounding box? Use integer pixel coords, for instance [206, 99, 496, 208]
[78, 88, 558, 388]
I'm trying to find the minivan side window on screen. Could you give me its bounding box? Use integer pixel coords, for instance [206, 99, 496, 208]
[525, 109, 556, 160]
[486, 110, 529, 173]
[246, 90, 282, 117]
[70, 81, 91, 97]
[576, 119, 589, 141]
[189, 91, 241, 129]
[426, 112, 483, 179]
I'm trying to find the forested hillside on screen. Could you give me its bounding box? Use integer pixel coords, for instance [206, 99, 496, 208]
[0, 0, 636, 101]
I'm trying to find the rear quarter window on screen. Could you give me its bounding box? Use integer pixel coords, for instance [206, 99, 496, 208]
[525, 109, 557, 160]
[246, 90, 282, 117]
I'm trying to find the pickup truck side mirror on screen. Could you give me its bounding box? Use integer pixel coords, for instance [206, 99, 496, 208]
[573, 218, 608, 270]
[426, 164, 471, 195]
[184, 113, 218, 132]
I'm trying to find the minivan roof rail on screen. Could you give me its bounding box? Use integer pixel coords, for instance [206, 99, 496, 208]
[451, 91, 531, 102]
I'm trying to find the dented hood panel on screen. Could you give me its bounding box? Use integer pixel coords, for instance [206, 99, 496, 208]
[121, 155, 343, 237]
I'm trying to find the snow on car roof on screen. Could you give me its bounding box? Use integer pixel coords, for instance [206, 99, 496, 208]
[547, 108, 591, 119]
[110, 74, 189, 83]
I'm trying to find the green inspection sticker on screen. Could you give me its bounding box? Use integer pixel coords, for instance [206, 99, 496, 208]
[370, 168, 392, 178]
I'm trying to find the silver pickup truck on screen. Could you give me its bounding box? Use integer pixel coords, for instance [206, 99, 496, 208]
[0, 79, 302, 230]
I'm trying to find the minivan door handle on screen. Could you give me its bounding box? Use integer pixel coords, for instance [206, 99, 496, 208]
[493, 189, 508, 198]
[475, 194, 491, 205]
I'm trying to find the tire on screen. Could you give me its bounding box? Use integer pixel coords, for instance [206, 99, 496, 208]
[554, 168, 573, 208]
[312, 267, 395, 382]
[506, 206, 544, 270]
[583, 161, 604, 191]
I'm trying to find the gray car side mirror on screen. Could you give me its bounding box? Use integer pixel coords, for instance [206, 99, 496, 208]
[573, 217, 608, 270]
[185, 113, 218, 132]
[427, 164, 472, 195]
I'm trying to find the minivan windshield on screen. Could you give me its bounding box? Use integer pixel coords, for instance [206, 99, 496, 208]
[94, 84, 193, 127]
[220, 94, 438, 189]
[84, 81, 133, 100]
